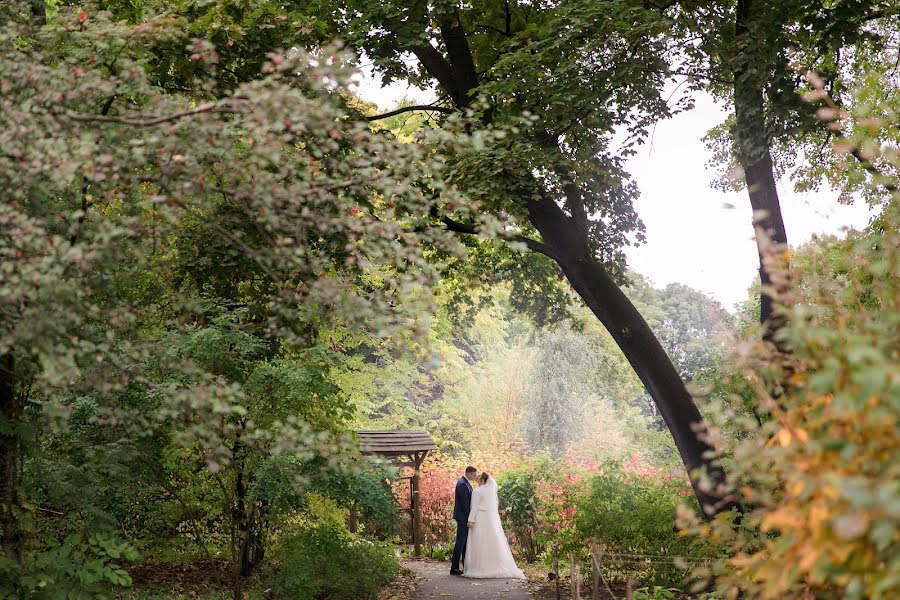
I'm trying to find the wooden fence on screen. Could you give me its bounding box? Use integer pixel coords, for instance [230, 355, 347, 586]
[551, 538, 701, 600]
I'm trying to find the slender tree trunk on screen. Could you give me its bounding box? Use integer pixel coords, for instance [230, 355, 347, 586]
[235, 466, 247, 574]
[741, 148, 789, 343]
[734, 0, 790, 344]
[234, 461, 256, 578]
[251, 505, 265, 568]
[0, 352, 23, 562]
[233, 450, 264, 577]
[528, 197, 734, 516]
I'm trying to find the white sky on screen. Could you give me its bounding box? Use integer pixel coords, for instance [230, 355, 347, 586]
[352, 67, 874, 311]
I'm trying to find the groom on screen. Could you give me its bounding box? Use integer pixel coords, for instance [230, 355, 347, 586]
[450, 466, 478, 575]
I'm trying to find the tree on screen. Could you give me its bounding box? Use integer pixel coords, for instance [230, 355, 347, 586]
[328, 0, 733, 516]
[655, 283, 734, 383]
[522, 327, 593, 457]
[620, 276, 734, 431]
[0, 5, 463, 594]
[667, 0, 898, 343]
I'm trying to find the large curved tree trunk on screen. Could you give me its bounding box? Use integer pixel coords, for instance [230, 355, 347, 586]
[527, 196, 734, 516]
[741, 147, 789, 343]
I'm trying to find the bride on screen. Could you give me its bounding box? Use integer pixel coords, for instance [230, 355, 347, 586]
[464, 472, 526, 579]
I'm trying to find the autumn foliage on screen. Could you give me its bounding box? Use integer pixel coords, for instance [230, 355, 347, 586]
[679, 84, 900, 599]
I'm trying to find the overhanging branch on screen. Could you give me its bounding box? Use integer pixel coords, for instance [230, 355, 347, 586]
[366, 104, 454, 122]
[67, 100, 246, 127]
[439, 214, 562, 261]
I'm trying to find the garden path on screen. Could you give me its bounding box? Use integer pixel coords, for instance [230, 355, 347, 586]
[404, 559, 532, 600]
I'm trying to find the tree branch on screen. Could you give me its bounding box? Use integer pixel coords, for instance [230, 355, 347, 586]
[438, 13, 480, 106]
[505, 0, 512, 36]
[408, 43, 465, 108]
[439, 214, 562, 261]
[366, 104, 454, 122]
[810, 88, 900, 193]
[552, 164, 591, 245]
[68, 100, 244, 127]
[471, 23, 513, 38]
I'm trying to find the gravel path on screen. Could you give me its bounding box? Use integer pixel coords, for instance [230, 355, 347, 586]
[404, 560, 532, 600]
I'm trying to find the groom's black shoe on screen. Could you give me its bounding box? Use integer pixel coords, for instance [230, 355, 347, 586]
[450, 569, 463, 576]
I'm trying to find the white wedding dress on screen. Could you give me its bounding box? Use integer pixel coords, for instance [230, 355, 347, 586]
[463, 477, 526, 579]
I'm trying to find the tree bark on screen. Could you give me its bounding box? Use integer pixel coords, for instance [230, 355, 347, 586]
[234, 465, 248, 576]
[234, 457, 262, 578]
[741, 147, 789, 344]
[0, 352, 23, 563]
[526, 196, 733, 515]
[734, 0, 790, 344]
[232, 442, 264, 579]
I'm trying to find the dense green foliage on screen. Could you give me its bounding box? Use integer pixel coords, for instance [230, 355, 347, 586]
[577, 465, 697, 559]
[0, 532, 138, 599]
[267, 523, 398, 600]
[0, 2, 452, 597]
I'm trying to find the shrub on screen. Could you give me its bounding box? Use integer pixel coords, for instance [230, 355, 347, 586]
[570, 460, 703, 586]
[395, 456, 459, 556]
[498, 468, 541, 562]
[0, 532, 138, 599]
[313, 461, 401, 538]
[576, 460, 696, 557]
[533, 463, 587, 553]
[267, 523, 398, 600]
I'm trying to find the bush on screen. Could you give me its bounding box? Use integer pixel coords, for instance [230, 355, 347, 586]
[267, 523, 399, 600]
[571, 460, 703, 586]
[498, 468, 541, 562]
[576, 461, 696, 557]
[312, 461, 401, 538]
[0, 532, 138, 599]
[396, 456, 459, 556]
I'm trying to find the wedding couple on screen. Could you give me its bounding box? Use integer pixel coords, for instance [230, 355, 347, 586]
[450, 466, 526, 579]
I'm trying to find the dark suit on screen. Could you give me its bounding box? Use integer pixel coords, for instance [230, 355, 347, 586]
[450, 475, 472, 572]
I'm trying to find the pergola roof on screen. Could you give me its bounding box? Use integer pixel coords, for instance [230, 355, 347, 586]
[356, 430, 437, 457]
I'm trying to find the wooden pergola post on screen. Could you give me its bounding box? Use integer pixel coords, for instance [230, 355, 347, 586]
[355, 431, 436, 558]
[410, 450, 429, 557]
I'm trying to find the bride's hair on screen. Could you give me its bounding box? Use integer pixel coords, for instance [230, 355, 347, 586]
[479, 472, 490, 484]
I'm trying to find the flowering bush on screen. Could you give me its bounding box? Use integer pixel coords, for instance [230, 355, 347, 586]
[534, 460, 589, 552]
[391, 455, 463, 556]
[493, 451, 700, 587]
[393, 448, 699, 579]
[416, 461, 460, 553]
[392, 451, 524, 556]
